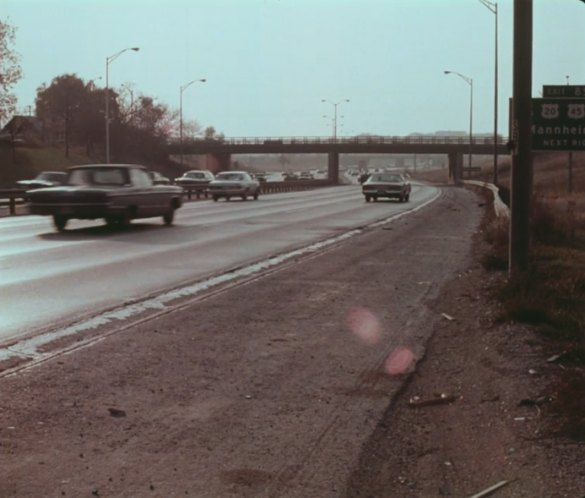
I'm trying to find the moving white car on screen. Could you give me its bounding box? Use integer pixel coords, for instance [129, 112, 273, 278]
[208, 171, 261, 201]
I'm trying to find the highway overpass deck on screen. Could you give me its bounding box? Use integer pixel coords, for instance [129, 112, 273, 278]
[171, 135, 509, 155]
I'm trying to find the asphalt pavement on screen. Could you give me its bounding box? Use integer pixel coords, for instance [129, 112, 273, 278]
[0, 184, 484, 498]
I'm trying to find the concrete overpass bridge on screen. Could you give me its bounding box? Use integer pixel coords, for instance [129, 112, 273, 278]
[168, 135, 509, 182]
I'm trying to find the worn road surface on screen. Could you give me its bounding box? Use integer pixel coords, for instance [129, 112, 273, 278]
[5, 185, 566, 498]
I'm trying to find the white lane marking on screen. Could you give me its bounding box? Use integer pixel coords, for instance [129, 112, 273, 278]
[1, 188, 440, 363]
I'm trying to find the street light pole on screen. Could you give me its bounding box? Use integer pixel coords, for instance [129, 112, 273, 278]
[444, 70, 473, 177]
[479, 0, 499, 185]
[321, 99, 350, 140]
[105, 47, 139, 163]
[179, 78, 206, 165]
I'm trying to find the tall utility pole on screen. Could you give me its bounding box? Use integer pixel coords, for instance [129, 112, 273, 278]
[444, 71, 473, 176]
[321, 99, 350, 140]
[179, 78, 206, 165]
[509, 0, 533, 277]
[105, 47, 139, 163]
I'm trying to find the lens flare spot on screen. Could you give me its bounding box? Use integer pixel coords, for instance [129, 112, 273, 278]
[384, 347, 414, 375]
[346, 307, 382, 345]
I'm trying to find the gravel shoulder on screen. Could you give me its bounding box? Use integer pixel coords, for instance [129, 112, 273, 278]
[346, 202, 585, 498]
[1, 185, 583, 498]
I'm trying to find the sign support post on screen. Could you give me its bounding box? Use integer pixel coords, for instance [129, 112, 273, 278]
[509, 0, 533, 278]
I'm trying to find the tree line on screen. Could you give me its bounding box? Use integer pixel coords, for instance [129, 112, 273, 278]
[0, 18, 222, 166]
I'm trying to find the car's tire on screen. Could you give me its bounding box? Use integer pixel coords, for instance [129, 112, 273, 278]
[405, 194, 410, 202]
[241, 193, 247, 201]
[105, 216, 118, 228]
[373, 196, 378, 202]
[253, 190, 259, 200]
[365, 195, 371, 202]
[212, 195, 219, 202]
[118, 209, 132, 227]
[53, 214, 68, 232]
[226, 196, 231, 202]
[163, 208, 175, 226]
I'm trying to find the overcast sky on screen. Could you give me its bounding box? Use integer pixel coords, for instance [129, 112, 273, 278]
[3, 0, 585, 138]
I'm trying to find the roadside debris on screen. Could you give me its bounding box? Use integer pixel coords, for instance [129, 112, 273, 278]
[547, 352, 566, 363]
[468, 480, 510, 498]
[519, 397, 550, 407]
[107, 408, 126, 418]
[441, 313, 455, 321]
[408, 393, 458, 408]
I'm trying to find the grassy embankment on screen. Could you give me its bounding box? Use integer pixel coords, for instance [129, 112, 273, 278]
[461, 152, 585, 441]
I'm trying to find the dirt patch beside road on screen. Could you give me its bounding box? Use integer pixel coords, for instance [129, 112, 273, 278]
[346, 232, 585, 497]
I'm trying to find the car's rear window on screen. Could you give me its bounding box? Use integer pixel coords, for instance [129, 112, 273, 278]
[216, 173, 244, 181]
[39, 172, 66, 182]
[371, 174, 402, 182]
[68, 168, 127, 186]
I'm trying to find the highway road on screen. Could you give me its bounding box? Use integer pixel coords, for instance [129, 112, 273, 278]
[0, 182, 488, 498]
[0, 183, 438, 345]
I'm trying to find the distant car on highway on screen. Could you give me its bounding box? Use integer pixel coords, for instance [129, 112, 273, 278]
[149, 171, 171, 185]
[173, 170, 215, 190]
[26, 164, 184, 232]
[17, 171, 67, 190]
[208, 171, 260, 201]
[362, 172, 411, 203]
[283, 172, 298, 181]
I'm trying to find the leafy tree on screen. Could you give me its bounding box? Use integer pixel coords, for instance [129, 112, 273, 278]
[78, 81, 105, 157]
[35, 74, 88, 157]
[132, 96, 166, 135]
[0, 19, 22, 125]
[203, 126, 224, 141]
[29, 72, 218, 165]
[204, 126, 217, 139]
[111, 96, 172, 162]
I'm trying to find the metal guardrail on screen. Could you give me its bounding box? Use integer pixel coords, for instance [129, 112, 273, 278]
[1, 181, 333, 216]
[182, 179, 331, 199]
[0, 189, 27, 215]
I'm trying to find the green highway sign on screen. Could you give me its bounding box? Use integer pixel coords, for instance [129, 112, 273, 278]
[542, 85, 585, 98]
[532, 98, 585, 150]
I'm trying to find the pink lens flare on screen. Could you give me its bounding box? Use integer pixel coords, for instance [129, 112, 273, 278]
[346, 307, 382, 345]
[384, 346, 414, 375]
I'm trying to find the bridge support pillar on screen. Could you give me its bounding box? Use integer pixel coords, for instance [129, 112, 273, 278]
[206, 152, 231, 173]
[448, 152, 464, 185]
[328, 152, 339, 185]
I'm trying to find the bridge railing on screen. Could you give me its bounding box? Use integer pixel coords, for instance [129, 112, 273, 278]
[190, 135, 508, 147]
[1, 181, 335, 217]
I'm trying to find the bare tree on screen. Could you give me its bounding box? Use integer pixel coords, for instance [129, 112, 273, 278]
[0, 19, 22, 125]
